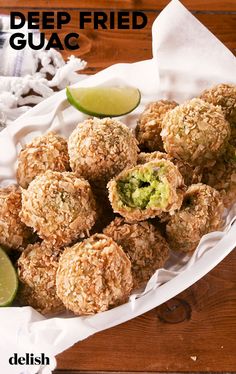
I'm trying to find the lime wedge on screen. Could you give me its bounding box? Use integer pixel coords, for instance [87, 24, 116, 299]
[0, 247, 18, 306]
[66, 86, 141, 117]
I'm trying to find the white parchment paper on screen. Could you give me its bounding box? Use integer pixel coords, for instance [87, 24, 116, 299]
[0, 1, 236, 373]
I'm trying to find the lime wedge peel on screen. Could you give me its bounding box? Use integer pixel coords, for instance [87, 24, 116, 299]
[0, 246, 18, 307]
[66, 86, 141, 118]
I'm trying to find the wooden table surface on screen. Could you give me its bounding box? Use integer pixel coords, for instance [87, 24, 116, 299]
[1, 0, 236, 373]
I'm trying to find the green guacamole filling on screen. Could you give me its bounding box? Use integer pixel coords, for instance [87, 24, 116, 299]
[117, 165, 170, 210]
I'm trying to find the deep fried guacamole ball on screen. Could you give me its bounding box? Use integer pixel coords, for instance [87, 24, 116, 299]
[108, 160, 185, 222]
[161, 98, 231, 166]
[17, 132, 70, 188]
[68, 117, 139, 186]
[17, 242, 64, 315]
[104, 218, 170, 288]
[135, 100, 178, 152]
[20, 171, 97, 246]
[0, 185, 32, 250]
[56, 234, 133, 315]
[200, 83, 236, 123]
[138, 151, 202, 186]
[166, 183, 224, 253]
[202, 145, 236, 208]
[200, 84, 236, 146]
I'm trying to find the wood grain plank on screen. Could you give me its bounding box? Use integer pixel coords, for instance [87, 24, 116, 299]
[56, 251, 236, 372]
[1, 0, 236, 11]
[1, 9, 236, 74]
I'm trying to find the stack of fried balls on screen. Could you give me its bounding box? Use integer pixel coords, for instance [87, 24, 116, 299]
[1, 83, 235, 316]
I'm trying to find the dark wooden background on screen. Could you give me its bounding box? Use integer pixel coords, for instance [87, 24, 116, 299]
[1, 1, 236, 372]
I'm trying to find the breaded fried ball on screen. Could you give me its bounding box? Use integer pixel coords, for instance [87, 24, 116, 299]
[20, 171, 97, 246]
[135, 100, 178, 152]
[17, 242, 64, 315]
[108, 160, 185, 222]
[138, 151, 202, 186]
[200, 84, 236, 146]
[68, 117, 139, 186]
[166, 183, 224, 253]
[202, 145, 236, 208]
[200, 83, 236, 123]
[17, 132, 70, 188]
[161, 98, 230, 166]
[0, 185, 32, 250]
[104, 218, 170, 288]
[56, 234, 133, 315]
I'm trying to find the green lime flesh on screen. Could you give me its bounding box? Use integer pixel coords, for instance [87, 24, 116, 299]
[66, 86, 141, 117]
[0, 246, 18, 307]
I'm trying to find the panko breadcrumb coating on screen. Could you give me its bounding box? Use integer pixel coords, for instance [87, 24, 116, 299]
[17, 242, 64, 315]
[56, 234, 133, 315]
[20, 171, 97, 246]
[68, 117, 139, 186]
[161, 98, 231, 166]
[138, 151, 202, 186]
[135, 100, 178, 152]
[108, 160, 185, 222]
[202, 145, 236, 208]
[0, 185, 32, 250]
[166, 183, 224, 253]
[104, 218, 170, 288]
[200, 84, 236, 146]
[200, 83, 236, 123]
[17, 132, 70, 188]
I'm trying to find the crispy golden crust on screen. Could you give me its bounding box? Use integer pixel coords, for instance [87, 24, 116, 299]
[107, 160, 185, 222]
[200, 84, 236, 147]
[202, 146, 236, 208]
[166, 183, 224, 253]
[104, 218, 170, 289]
[138, 152, 202, 186]
[0, 185, 32, 250]
[161, 98, 231, 166]
[68, 117, 139, 186]
[17, 242, 64, 315]
[20, 171, 97, 246]
[56, 234, 133, 315]
[17, 132, 70, 188]
[135, 100, 178, 152]
[200, 83, 236, 123]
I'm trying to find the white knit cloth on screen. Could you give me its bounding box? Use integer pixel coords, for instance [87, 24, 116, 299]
[0, 15, 87, 128]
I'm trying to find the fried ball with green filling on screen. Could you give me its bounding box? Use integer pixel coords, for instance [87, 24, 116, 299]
[68, 117, 139, 186]
[107, 160, 185, 222]
[161, 98, 230, 166]
[17, 132, 70, 189]
[20, 171, 97, 246]
[202, 145, 236, 208]
[166, 183, 224, 253]
[17, 242, 64, 315]
[0, 185, 32, 250]
[135, 100, 178, 152]
[138, 151, 202, 186]
[56, 234, 133, 315]
[104, 218, 170, 289]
